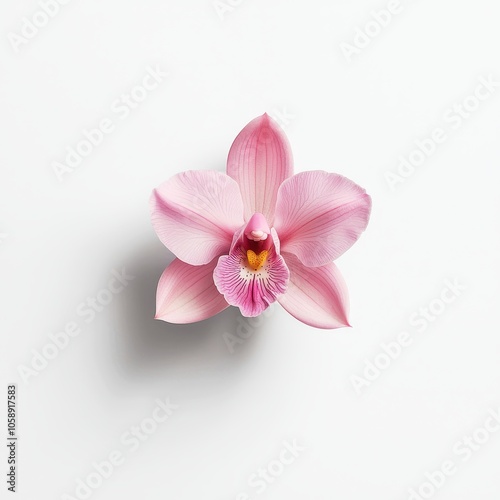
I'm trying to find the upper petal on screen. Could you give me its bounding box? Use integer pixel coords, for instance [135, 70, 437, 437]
[274, 171, 371, 267]
[278, 252, 350, 329]
[155, 258, 229, 324]
[226, 114, 293, 224]
[150, 170, 244, 265]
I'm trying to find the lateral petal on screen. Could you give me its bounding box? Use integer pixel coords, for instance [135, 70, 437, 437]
[150, 170, 244, 265]
[274, 171, 371, 267]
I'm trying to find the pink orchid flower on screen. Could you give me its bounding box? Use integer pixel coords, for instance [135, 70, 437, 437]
[150, 114, 371, 328]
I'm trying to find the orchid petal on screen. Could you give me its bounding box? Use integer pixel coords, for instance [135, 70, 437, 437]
[150, 170, 244, 265]
[278, 252, 350, 329]
[274, 171, 371, 267]
[155, 258, 228, 324]
[226, 114, 293, 224]
[214, 248, 289, 317]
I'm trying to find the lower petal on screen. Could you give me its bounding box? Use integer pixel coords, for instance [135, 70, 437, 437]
[155, 258, 228, 324]
[214, 248, 289, 317]
[278, 252, 350, 329]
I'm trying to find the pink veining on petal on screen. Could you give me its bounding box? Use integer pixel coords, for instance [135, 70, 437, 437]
[274, 171, 372, 267]
[150, 170, 244, 266]
[278, 252, 350, 329]
[213, 247, 289, 317]
[155, 257, 229, 324]
[226, 114, 294, 224]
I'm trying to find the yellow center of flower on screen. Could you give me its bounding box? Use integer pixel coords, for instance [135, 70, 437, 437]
[246, 249, 268, 271]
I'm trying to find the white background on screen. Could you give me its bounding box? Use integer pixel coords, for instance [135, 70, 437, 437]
[1, 0, 500, 499]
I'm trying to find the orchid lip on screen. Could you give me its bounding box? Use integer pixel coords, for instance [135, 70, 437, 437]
[213, 224, 289, 317]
